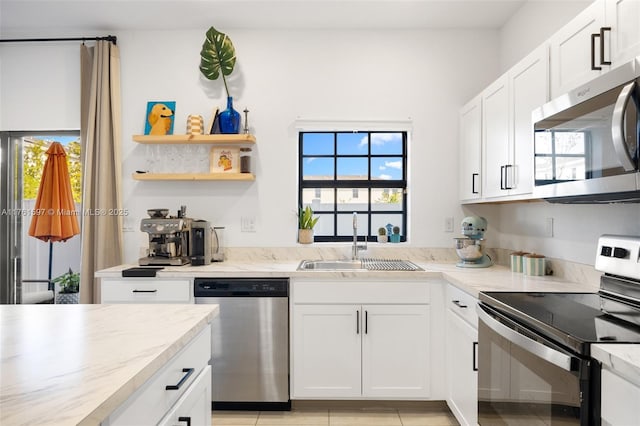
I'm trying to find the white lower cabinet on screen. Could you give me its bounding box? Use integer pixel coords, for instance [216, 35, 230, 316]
[600, 367, 640, 426]
[291, 281, 431, 399]
[100, 278, 192, 303]
[445, 284, 478, 426]
[105, 324, 212, 425]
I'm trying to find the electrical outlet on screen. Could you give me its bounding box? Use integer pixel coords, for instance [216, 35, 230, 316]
[241, 216, 256, 232]
[545, 217, 554, 238]
[445, 216, 454, 233]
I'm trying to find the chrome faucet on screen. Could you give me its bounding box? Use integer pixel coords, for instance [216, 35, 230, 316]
[352, 212, 367, 260]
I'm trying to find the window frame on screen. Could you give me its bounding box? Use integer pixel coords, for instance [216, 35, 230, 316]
[298, 130, 408, 243]
[534, 129, 592, 186]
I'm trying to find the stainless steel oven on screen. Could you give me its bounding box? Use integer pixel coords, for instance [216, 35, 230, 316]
[532, 57, 640, 203]
[477, 235, 640, 425]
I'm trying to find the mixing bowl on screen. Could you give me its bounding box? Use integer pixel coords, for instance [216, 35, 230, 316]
[455, 237, 485, 262]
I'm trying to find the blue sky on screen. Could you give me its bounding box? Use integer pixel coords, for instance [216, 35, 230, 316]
[302, 132, 403, 180]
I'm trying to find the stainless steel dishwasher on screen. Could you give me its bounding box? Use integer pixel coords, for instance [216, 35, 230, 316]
[194, 277, 290, 410]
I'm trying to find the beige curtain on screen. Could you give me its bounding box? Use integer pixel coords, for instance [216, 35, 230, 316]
[80, 41, 124, 303]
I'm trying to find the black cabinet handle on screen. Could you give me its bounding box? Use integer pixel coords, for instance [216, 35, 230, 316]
[356, 310, 360, 334]
[500, 166, 505, 190]
[591, 32, 602, 70]
[452, 300, 468, 309]
[600, 27, 611, 65]
[178, 417, 191, 426]
[473, 342, 478, 372]
[165, 368, 194, 390]
[472, 173, 479, 194]
[132, 289, 158, 293]
[504, 164, 513, 190]
[365, 310, 368, 334]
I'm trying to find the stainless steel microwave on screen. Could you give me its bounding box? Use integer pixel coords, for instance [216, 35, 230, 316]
[532, 57, 640, 203]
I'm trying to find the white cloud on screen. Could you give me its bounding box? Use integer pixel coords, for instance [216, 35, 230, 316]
[371, 133, 401, 146]
[379, 165, 387, 171]
[378, 174, 392, 180]
[385, 160, 402, 169]
[358, 135, 368, 149]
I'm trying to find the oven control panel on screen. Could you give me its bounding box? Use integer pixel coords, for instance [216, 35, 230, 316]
[595, 235, 640, 280]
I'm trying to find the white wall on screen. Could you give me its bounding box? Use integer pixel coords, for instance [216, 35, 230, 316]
[499, 0, 591, 72]
[1, 28, 501, 263]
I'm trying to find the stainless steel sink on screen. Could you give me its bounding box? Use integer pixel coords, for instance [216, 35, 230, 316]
[297, 258, 422, 271]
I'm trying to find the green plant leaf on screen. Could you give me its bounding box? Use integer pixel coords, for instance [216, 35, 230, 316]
[199, 26, 237, 97]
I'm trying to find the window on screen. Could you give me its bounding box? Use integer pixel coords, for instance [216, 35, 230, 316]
[299, 131, 407, 242]
[534, 130, 590, 185]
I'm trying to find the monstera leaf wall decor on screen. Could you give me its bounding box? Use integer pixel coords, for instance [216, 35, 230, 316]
[199, 26, 237, 97]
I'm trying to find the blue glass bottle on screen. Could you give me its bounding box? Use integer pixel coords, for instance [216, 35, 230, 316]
[218, 96, 241, 134]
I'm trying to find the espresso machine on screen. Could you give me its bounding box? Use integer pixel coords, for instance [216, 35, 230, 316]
[139, 208, 191, 266]
[454, 216, 493, 268]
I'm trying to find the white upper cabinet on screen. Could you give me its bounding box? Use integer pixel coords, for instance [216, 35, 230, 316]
[509, 45, 549, 196]
[481, 75, 510, 199]
[459, 95, 482, 201]
[550, 0, 640, 99]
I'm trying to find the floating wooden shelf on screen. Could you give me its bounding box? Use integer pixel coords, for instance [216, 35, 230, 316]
[132, 172, 255, 181]
[133, 134, 256, 144]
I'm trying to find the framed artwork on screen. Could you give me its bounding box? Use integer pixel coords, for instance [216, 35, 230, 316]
[144, 101, 176, 135]
[210, 147, 240, 173]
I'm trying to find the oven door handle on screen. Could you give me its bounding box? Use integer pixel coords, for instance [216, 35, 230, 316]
[477, 303, 574, 372]
[611, 80, 636, 172]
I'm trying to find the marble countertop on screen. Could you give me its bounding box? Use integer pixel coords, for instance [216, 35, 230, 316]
[96, 260, 600, 298]
[592, 344, 640, 386]
[0, 304, 218, 426]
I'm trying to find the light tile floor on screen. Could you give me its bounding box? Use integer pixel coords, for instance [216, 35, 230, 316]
[211, 407, 459, 426]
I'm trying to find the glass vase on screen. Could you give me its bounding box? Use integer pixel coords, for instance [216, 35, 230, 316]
[218, 96, 241, 134]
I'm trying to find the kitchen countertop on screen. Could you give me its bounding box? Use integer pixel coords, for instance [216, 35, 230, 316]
[592, 344, 640, 386]
[0, 304, 218, 426]
[96, 260, 600, 298]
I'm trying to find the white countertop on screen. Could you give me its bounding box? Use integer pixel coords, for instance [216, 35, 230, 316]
[0, 304, 218, 426]
[592, 344, 640, 386]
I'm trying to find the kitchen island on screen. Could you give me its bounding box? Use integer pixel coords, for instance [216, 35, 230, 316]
[0, 304, 218, 425]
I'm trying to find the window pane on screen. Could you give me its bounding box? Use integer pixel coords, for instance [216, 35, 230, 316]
[337, 133, 368, 155]
[302, 133, 334, 155]
[337, 188, 368, 211]
[555, 132, 585, 154]
[370, 133, 403, 155]
[371, 157, 402, 180]
[371, 188, 403, 211]
[372, 214, 403, 236]
[302, 157, 334, 180]
[535, 131, 552, 154]
[301, 188, 334, 211]
[556, 157, 586, 180]
[535, 157, 553, 181]
[313, 213, 334, 236]
[337, 157, 368, 180]
[337, 213, 368, 236]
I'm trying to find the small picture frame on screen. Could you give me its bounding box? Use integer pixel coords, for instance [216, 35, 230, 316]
[207, 107, 220, 135]
[144, 101, 176, 135]
[210, 147, 240, 173]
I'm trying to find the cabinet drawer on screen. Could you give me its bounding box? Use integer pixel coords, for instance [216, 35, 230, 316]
[446, 284, 478, 328]
[109, 324, 211, 426]
[292, 280, 430, 304]
[101, 279, 191, 303]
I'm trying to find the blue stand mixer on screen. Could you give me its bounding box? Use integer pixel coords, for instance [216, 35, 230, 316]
[454, 216, 493, 268]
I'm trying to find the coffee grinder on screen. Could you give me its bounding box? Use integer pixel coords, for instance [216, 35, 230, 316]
[454, 216, 492, 268]
[190, 220, 211, 266]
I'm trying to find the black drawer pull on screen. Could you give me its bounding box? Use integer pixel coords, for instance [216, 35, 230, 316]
[178, 417, 191, 426]
[600, 27, 611, 65]
[473, 341, 478, 371]
[132, 289, 158, 293]
[166, 368, 194, 390]
[591, 32, 601, 70]
[472, 173, 479, 194]
[452, 300, 468, 308]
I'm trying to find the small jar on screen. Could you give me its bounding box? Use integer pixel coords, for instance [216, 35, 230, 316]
[240, 147, 252, 173]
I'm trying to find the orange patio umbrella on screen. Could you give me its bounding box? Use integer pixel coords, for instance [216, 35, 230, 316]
[28, 142, 81, 280]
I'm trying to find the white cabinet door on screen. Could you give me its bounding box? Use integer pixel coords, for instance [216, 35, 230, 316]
[292, 304, 362, 398]
[362, 304, 430, 398]
[601, 367, 640, 426]
[549, 0, 606, 98]
[606, 0, 640, 66]
[509, 44, 549, 196]
[158, 365, 212, 426]
[482, 75, 510, 199]
[459, 95, 482, 201]
[100, 278, 192, 303]
[446, 311, 478, 426]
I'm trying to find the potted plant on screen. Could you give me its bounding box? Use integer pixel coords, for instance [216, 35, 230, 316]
[377, 227, 388, 243]
[390, 226, 401, 243]
[54, 267, 80, 304]
[297, 205, 319, 244]
[200, 26, 241, 134]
